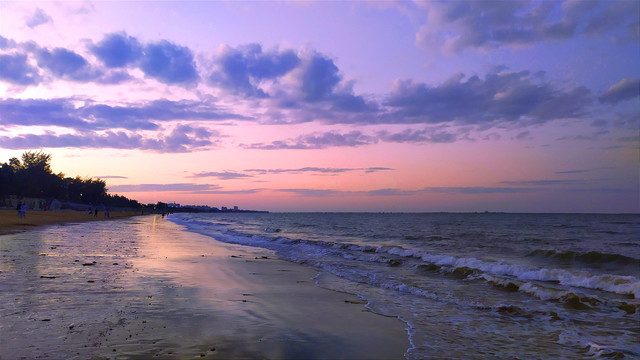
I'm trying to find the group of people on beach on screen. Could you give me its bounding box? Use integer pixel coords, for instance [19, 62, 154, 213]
[15, 202, 27, 217]
[85, 207, 110, 218]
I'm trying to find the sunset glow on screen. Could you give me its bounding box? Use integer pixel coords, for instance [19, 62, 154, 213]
[0, 1, 638, 212]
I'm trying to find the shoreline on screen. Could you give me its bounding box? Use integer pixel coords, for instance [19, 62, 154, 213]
[0, 208, 142, 235]
[0, 214, 409, 359]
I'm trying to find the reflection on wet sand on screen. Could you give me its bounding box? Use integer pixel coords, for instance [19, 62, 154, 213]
[0, 215, 409, 359]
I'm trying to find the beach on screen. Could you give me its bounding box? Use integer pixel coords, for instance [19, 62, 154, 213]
[0, 209, 142, 236]
[0, 214, 409, 359]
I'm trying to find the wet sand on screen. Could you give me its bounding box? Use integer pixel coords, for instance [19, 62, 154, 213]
[0, 215, 409, 359]
[0, 208, 141, 235]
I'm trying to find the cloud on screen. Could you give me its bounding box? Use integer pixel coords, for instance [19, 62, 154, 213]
[555, 128, 611, 141]
[107, 183, 263, 195]
[617, 134, 639, 143]
[0, 32, 621, 139]
[0, 98, 248, 131]
[29, 45, 131, 84]
[555, 169, 594, 174]
[190, 167, 394, 180]
[500, 179, 587, 186]
[245, 127, 467, 150]
[244, 167, 392, 175]
[6, 35, 597, 133]
[287, 51, 376, 113]
[424, 186, 544, 194]
[207, 44, 376, 117]
[244, 130, 377, 150]
[73, 2, 96, 15]
[414, 0, 640, 54]
[80, 99, 248, 129]
[364, 167, 394, 173]
[89, 33, 198, 85]
[162, 124, 216, 152]
[35, 47, 101, 82]
[140, 40, 199, 85]
[0, 53, 41, 85]
[377, 128, 457, 143]
[268, 167, 353, 174]
[0, 125, 218, 153]
[109, 183, 220, 192]
[8, 37, 375, 114]
[611, 112, 640, 129]
[599, 78, 640, 105]
[187, 188, 264, 195]
[25, 8, 53, 29]
[278, 188, 420, 197]
[96, 70, 133, 84]
[383, 71, 592, 125]
[515, 131, 532, 140]
[0, 98, 88, 128]
[277, 186, 546, 197]
[366, 188, 421, 196]
[190, 171, 253, 180]
[209, 44, 300, 97]
[590, 119, 608, 128]
[278, 184, 630, 201]
[90, 32, 143, 68]
[278, 189, 345, 197]
[0, 36, 16, 49]
[296, 52, 341, 102]
[93, 175, 128, 179]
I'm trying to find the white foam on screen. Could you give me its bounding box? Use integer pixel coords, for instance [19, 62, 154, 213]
[378, 246, 640, 298]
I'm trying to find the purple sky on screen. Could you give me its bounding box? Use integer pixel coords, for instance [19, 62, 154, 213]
[0, 1, 638, 212]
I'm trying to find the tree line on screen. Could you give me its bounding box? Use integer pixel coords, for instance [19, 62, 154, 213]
[0, 151, 141, 208]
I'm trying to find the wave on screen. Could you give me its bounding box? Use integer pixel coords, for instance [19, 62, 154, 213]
[170, 215, 640, 300]
[380, 247, 640, 299]
[480, 275, 638, 313]
[558, 331, 639, 359]
[528, 249, 640, 267]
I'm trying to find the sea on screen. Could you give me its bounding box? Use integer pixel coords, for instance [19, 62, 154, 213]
[170, 212, 640, 359]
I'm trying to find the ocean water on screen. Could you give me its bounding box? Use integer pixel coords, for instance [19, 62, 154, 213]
[170, 213, 640, 359]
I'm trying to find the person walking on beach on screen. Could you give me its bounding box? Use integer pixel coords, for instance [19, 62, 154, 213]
[20, 204, 27, 217]
[94, 209, 98, 217]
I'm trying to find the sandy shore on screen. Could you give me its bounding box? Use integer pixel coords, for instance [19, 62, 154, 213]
[0, 214, 409, 359]
[0, 208, 142, 236]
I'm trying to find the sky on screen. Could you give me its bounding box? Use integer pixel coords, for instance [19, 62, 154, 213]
[0, 0, 638, 213]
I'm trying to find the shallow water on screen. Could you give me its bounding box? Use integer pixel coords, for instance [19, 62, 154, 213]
[171, 212, 640, 359]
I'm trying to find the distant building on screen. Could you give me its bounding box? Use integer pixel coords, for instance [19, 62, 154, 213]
[221, 206, 228, 211]
[233, 206, 239, 211]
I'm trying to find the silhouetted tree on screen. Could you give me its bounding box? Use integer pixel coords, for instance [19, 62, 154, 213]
[3, 151, 64, 198]
[1, 151, 141, 208]
[0, 161, 17, 197]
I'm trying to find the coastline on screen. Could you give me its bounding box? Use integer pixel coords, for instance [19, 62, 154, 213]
[0, 214, 409, 359]
[0, 208, 142, 235]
